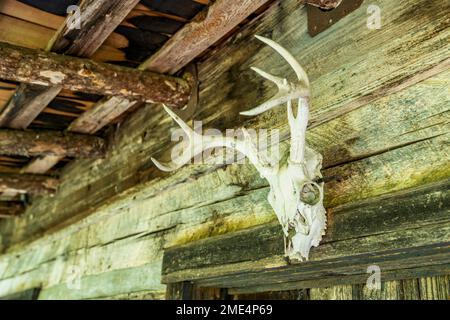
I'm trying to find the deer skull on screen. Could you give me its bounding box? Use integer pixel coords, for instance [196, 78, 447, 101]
[152, 36, 326, 261]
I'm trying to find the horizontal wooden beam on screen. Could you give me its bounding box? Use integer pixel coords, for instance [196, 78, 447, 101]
[140, 0, 273, 74]
[0, 129, 106, 158]
[0, 173, 58, 196]
[0, 0, 140, 129]
[0, 42, 191, 106]
[162, 180, 450, 288]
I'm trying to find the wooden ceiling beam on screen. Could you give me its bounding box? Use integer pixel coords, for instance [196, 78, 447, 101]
[0, 128, 106, 158]
[0, 0, 140, 131]
[49, 0, 140, 57]
[0, 42, 191, 106]
[140, 0, 272, 74]
[0, 173, 58, 196]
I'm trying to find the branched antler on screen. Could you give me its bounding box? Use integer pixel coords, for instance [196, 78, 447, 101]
[151, 105, 274, 176]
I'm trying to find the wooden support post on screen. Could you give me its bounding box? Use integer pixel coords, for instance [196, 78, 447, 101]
[0, 174, 58, 196]
[0, 42, 191, 106]
[0, 129, 106, 158]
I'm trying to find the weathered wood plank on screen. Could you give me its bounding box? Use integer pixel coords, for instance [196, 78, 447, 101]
[0, 174, 58, 196]
[68, 97, 141, 135]
[0, 42, 191, 105]
[140, 0, 272, 74]
[227, 265, 448, 295]
[0, 128, 106, 158]
[310, 285, 354, 300]
[418, 275, 450, 300]
[161, 179, 450, 286]
[49, 0, 140, 58]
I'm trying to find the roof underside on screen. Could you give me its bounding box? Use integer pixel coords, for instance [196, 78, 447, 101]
[0, 0, 274, 215]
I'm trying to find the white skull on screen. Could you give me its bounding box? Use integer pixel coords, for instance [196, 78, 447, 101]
[266, 146, 326, 261]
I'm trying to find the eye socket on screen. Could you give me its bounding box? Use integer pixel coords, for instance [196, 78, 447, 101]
[299, 182, 321, 205]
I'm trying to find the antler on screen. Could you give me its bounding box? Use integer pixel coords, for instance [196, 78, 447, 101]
[240, 35, 311, 164]
[151, 105, 274, 176]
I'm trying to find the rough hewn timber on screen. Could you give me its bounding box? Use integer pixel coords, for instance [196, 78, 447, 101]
[48, 0, 140, 57]
[0, 0, 139, 133]
[227, 266, 449, 295]
[0, 84, 62, 129]
[0, 174, 58, 196]
[0, 42, 191, 105]
[161, 179, 450, 287]
[140, 0, 272, 74]
[67, 97, 142, 135]
[0, 129, 106, 158]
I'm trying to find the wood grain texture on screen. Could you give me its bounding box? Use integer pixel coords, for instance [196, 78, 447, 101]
[140, 0, 272, 74]
[0, 84, 62, 129]
[0, 129, 106, 158]
[49, 0, 140, 57]
[160, 180, 450, 286]
[67, 97, 141, 134]
[0, 42, 191, 105]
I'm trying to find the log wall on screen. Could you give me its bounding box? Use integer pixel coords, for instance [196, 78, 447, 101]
[0, 0, 448, 299]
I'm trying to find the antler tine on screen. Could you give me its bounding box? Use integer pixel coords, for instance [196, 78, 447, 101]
[240, 35, 310, 117]
[151, 105, 198, 172]
[152, 105, 275, 174]
[287, 98, 309, 163]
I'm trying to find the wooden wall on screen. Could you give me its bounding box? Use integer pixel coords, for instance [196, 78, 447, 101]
[0, 0, 448, 299]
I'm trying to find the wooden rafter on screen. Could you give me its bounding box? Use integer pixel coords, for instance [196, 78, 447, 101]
[0, 129, 106, 158]
[140, 0, 272, 74]
[0, 173, 58, 196]
[0, 0, 140, 130]
[48, 0, 141, 57]
[0, 84, 62, 129]
[0, 42, 191, 105]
